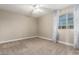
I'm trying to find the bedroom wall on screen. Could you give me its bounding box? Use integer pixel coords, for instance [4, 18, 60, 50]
[38, 14, 53, 40]
[0, 10, 37, 42]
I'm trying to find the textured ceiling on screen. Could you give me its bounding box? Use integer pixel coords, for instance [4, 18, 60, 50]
[0, 4, 72, 17]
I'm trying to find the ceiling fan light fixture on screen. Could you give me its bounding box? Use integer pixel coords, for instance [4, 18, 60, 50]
[35, 5, 40, 9]
[32, 4, 40, 9]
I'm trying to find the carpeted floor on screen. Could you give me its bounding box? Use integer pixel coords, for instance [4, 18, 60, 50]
[0, 37, 79, 55]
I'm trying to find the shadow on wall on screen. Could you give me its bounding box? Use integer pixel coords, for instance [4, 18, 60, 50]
[56, 31, 59, 43]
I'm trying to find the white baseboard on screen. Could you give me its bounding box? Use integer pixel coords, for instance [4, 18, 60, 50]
[38, 36, 73, 47]
[0, 35, 73, 47]
[0, 36, 37, 44]
[58, 41, 73, 47]
[38, 36, 52, 41]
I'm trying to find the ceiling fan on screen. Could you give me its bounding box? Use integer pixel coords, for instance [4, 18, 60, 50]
[30, 4, 53, 15]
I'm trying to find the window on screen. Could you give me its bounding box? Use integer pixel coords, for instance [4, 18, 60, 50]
[59, 14, 66, 29]
[67, 13, 74, 29]
[58, 13, 73, 29]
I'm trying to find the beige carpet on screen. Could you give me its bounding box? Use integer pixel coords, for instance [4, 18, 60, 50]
[0, 37, 79, 55]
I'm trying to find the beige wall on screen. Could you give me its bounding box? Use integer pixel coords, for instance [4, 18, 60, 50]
[0, 10, 37, 42]
[38, 14, 53, 39]
[58, 29, 74, 44]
